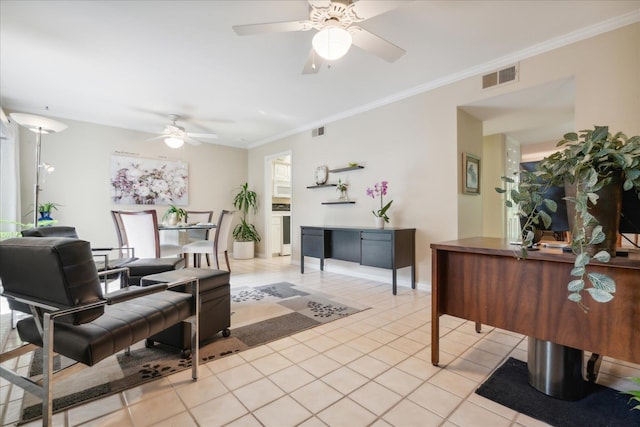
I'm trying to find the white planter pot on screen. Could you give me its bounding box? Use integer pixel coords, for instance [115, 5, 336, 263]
[168, 213, 178, 225]
[233, 241, 255, 259]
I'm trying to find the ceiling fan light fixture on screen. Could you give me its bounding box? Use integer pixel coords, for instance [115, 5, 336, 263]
[165, 136, 184, 148]
[312, 24, 352, 60]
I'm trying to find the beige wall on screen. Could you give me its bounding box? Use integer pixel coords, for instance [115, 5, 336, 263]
[17, 116, 248, 248]
[247, 23, 640, 290]
[482, 134, 506, 238]
[457, 109, 483, 239]
[521, 139, 560, 162]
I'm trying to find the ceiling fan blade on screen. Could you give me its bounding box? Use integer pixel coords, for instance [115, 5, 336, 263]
[308, 0, 331, 7]
[302, 48, 324, 74]
[187, 132, 218, 139]
[145, 135, 167, 142]
[350, 0, 412, 21]
[350, 26, 405, 62]
[233, 20, 313, 36]
[184, 135, 202, 146]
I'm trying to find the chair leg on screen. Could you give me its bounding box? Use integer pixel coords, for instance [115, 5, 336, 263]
[224, 251, 231, 272]
[191, 278, 200, 381]
[43, 313, 55, 427]
[205, 254, 211, 267]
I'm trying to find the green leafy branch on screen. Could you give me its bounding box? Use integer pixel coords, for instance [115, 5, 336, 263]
[621, 377, 640, 411]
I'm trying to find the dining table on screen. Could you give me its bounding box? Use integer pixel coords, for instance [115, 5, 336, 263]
[158, 223, 216, 246]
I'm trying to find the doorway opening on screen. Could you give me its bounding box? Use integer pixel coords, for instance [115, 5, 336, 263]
[265, 151, 292, 258]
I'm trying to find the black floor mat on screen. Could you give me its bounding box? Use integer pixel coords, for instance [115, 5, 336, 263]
[476, 357, 640, 427]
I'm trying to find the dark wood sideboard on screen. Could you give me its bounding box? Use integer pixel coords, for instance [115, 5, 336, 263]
[301, 226, 416, 294]
[430, 237, 640, 366]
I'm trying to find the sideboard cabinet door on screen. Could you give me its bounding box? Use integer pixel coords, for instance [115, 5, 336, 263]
[361, 232, 393, 269]
[302, 228, 328, 258]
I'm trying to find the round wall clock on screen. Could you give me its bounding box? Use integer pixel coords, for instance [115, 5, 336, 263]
[315, 165, 328, 185]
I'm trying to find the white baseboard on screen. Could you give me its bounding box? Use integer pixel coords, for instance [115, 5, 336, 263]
[291, 258, 431, 293]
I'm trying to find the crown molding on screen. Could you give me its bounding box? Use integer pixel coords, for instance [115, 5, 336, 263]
[249, 10, 640, 149]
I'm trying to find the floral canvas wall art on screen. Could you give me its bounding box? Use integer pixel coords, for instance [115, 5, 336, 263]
[110, 155, 188, 205]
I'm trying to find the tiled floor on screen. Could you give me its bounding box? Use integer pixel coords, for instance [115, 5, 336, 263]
[1, 256, 639, 426]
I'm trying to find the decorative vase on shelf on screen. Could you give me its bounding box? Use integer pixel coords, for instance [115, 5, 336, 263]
[374, 217, 384, 229]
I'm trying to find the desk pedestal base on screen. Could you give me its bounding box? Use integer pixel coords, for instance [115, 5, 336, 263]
[527, 337, 585, 400]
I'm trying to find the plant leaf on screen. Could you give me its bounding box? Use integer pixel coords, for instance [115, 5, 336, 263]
[586, 192, 600, 205]
[571, 266, 585, 277]
[567, 279, 584, 292]
[587, 272, 616, 293]
[542, 199, 558, 212]
[539, 211, 552, 229]
[575, 252, 590, 268]
[592, 250, 611, 262]
[586, 288, 614, 303]
[568, 293, 582, 302]
[589, 228, 606, 245]
[591, 126, 609, 142]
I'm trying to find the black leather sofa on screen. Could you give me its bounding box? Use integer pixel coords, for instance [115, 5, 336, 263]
[0, 237, 200, 426]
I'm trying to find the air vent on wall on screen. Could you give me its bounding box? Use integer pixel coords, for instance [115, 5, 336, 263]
[312, 126, 325, 137]
[482, 64, 518, 89]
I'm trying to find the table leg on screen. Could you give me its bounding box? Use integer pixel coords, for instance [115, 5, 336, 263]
[320, 257, 324, 271]
[475, 322, 482, 333]
[432, 313, 439, 366]
[392, 268, 397, 295]
[411, 264, 416, 289]
[431, 249, 439, 366]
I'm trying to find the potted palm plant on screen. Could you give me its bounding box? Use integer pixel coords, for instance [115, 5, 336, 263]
[232, 182, 261, 259]
[497, 126, 640, 311]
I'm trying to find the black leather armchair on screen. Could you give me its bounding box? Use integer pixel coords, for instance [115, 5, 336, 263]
[0, 237, 200, 426]
[21, 226, 184, 284]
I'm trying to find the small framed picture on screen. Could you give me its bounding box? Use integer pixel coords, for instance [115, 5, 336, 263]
[463, 153, 480, 194]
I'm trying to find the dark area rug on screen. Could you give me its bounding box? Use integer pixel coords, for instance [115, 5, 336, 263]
[476, 357, 640, 427]
[19, 282, 368, 423]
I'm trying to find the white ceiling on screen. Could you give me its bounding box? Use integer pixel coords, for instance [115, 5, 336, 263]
[1, 1, 639, 148]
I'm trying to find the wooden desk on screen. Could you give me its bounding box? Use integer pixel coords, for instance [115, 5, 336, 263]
[301, 226, 416, 294]
[431, 237, 640, 366]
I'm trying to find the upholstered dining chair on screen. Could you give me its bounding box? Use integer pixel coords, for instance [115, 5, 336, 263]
[111, 209, 182, 259]
[182, 210, 235, 271]
[186, 210, 214, 265]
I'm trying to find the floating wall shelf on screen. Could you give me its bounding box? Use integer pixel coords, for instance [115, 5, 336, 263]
[329, 165, 365, 173]
[321, 201, 356, 205]
[307, 184, 337, 189]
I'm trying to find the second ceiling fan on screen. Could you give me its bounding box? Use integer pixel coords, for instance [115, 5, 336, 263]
[149, 114, 218, 148]
[232, 0, 409, 74]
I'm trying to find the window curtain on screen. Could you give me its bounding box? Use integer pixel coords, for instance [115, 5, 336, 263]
[0, 108, 21, 239]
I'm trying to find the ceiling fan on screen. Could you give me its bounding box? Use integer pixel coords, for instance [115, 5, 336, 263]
[232, 0, 409, 74]
[149, 114, 218, 148]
